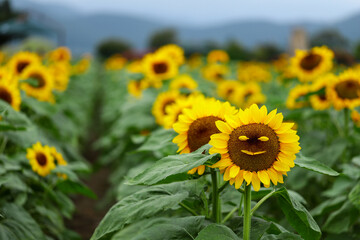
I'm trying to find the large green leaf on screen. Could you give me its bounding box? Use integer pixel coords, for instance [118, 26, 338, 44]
[56, 180, 97, 199]
[261, 232, 303, 240]
[194, 224, 240, 240]
[295, 153, 339, 176]
[129, 145, 220, 185]
[135, 128, 177, 153]
[0, 203, 46, 240]
[276, 187, 321, 240]
[228, 216, 271, 240]
[91, 180, 205, 240]
[349, 182, 360, 210]
[113, 216, 208, 240]
[310, 196, 346, 217]
[323, 201, 359, 234]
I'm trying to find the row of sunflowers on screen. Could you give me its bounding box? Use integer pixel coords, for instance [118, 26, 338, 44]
[0, 47, 95, 239]
[91, 44, 360, 240]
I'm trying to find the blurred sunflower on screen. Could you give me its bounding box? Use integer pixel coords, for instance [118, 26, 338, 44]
[187, 53, 203, 69]
[48, 47, 72, 62]
[50, 147, 68, 179]
[127, 79, 149, 98]
[157, 44, 185, 66]
[210, 104, 300, 191]
[235, 82, 266, 108]
[327, 69, 360, 110]
[207, 50, 229, 64]
[105, 54, 127, 70]
[0, 79, 21, 110]
[290, 46, 334, 82]
[217, 80, 242, 103]
[142, 52, 178, 81]
[127, 60, 143, 73]
[172, 98, 237, 175]
[27, 142, 56, 177]
[152, 91, 181, 126]
[7, 51, 41, 76]
[50, 62, 70, 92]
[351, 110, 360, 127]
[163, 94, 204, 129]
[202, 64, 228, 82]
[286, 85, 310, 109]
[237, 62, 271, 82]
[20, 64, 54, 102]
[72, 56, 91, 75]
[169, 74, 198, 92]
[309, 74, 334, 110]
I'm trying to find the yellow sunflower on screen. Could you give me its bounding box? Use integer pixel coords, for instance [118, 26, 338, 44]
[72, 55, 91, 75]
[50, 147, 68, 179]
[217, 80, 242, 103]
[235, 82, 266, 108]
[237, 62, 271, 83]
[142, 52, 178, 81]
[169, 74, 198, 92]
[290, 46, 334, 82]
[309, 74, 334, 110]
[0, 79, 21, 110]
[26, 142, 56, 177]
[163, 94, 204, 129]
[202, 64, 229, 82]
[127, 60, 143, 73]
[187, 53, 203, 69]
[172, 98, 237, 175]
[286, 85, 310, 109]
[127, 79, 149, 98]
[157, 44, 185, 66]
[49, 62, 70, 92]
[7, 51, 41, 76]
[48, 47, 72, 62]
[20, 64, 54, 102]
[152, 91, 181, 126]
[207, 50, 229, 64]
[210, 104, 301, 191]
[326, 69, 360, 110]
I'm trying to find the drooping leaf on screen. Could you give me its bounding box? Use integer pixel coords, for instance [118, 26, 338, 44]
[194, 224, 240, 240]
[295, 153, 339, 176]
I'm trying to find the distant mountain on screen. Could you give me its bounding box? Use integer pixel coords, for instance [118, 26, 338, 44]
[11, 0, 360, 54]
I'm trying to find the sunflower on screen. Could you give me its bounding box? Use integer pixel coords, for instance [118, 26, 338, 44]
[157, 44, 185, 66]
[172, 98, 237, 175]
[105, 54, 127, 70]
[235, 82, 266, 108]
[72, 56, 91, 75]
[286, 85, 310, 109]
[20, 64, 54, 102]
[326, 69, 360, 110]
[202, 64, 229, 82]
[207, 50, 229, 64]
[7, 51, 41, 76]
[48, 47, 72, 62]
[217, 80, 242, 103]
[290, 46, 334, 82]
[127, 79, 149, 98]
[187, 53, 203, 69]
[209, 104, 300, 191]
[309, 74, 334, 110]
[127, 60, 143, 73]
[163, 94, 204, 129]
[169, 74, 198, 92]
[142, 52, 178, 81]
[50, 147, 68, 179]
[26, 142, 56, 177]
[152, 91, 181, 126]
[49, 62, 70, 92]
[0, 79, 21, 110]
[237, 62, 271, 83]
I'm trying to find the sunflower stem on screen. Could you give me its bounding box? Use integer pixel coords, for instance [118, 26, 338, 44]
[250, 189, 276, 216]
[243, 184, 252, 240]
[179, 202, 198, 216]
[211, 169, 220, 223]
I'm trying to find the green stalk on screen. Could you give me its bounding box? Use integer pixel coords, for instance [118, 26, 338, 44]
[250, 189, 276, 215]
[243, 184, 252, 240]
[179, 202, 198, 216]
[211, 169, 220, 223]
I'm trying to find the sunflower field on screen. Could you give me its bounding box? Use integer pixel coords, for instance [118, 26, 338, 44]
[1, 43, 360, 240]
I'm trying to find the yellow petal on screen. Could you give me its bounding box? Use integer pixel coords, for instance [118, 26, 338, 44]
[268, 113, 283, 130]
[224, 167, 231, 181]
[251, 173, 261, 191]
[275, 122, 295, 134]
[209, 138, 228, 148]
[250, 104, 261, 123]
[209, 147, 229, 154]
[243, 171, 252, 185]
[172, 134, 187, 143]
[188, 167, 197, 174]
[197, 165, 205, 175]
[259, 105, 268, 123]
[273, 161, 290, 172]
[229, 165, 240, 178]
[264, 109, 277, 125]
[215, 120, 233, 134]
[225, 114, 240, 129]
[211, 158, 232, 168]
[234, 171, 244, 189]
[173, 122, 190, 132]
[267, 168, 278, 185]
[279, 133, 300, 143]
[257, 170, 270, 185]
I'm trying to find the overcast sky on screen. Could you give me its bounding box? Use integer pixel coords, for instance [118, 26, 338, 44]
[32, 0, 360, 26]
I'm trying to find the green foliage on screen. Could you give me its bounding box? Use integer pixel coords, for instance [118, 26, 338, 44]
[310, 29, 349, 51]
[294, 153, 339, 176]
[96, 38, 132, 59]
[148, 28, 178, 49]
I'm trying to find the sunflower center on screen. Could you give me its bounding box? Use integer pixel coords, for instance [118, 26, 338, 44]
[0, 88, 12, 104]
[334, 80, 360, 100]
[16, 61, 30, 74]
[162, 100, 175, 114]
[153, 62, 168, 74]
[187, 116, 222, 152]
[29, 73, 46, 88]
[228, 123, 280, 172]
[215, 73, 223, 81]
[36, 153, 47, 166]
[226, 88, 234, 97]
[300, 53, 322, 71]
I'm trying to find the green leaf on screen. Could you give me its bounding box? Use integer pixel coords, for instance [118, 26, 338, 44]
[113, 216, 208, 240]
[349, 182, 360, 210]
[0, 173, 28, 192]
[0, 203, 46, 240]
[295, 153, 339, 176]
[135, 128, 177, 153]
[91, 180, 205, 240]
[276, 187, 321, 240]
[261, 232, 303, 240]
[311, 196, 346, 217]
[194, 224, 240, 240]
[228, 216, 271, 240]
[129, 145, 220, 185]
[323, 201, 359, 234]
[56, 180, 97, 199]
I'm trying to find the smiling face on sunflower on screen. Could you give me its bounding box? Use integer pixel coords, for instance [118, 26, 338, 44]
[27, 142, 56, 177]
[326, 69, 360, 110]
[290, 46, 334, 82]
[142, 52, 178, 81]
[172, 98, 237, 175]
[7, 51, 41, 76]
[209, 104, 300, 191]
[20, 64, 54, 102]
